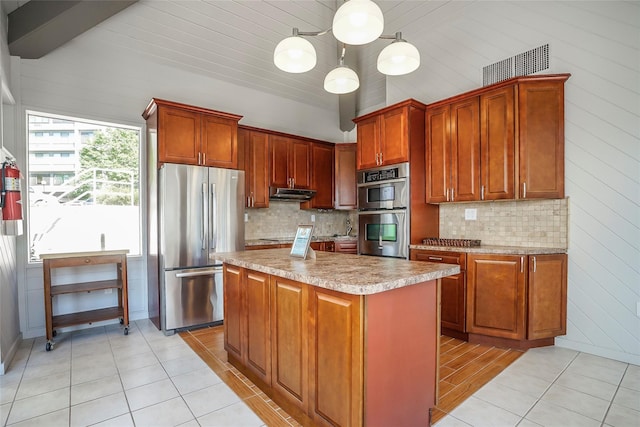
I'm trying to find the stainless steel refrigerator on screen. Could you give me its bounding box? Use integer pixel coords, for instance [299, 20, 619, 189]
[147, 163, 244, 332]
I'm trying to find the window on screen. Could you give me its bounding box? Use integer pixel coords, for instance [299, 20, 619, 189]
[27, 111, 142, 262]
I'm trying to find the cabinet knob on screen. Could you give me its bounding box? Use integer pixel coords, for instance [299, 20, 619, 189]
[84, 258, 91, 264]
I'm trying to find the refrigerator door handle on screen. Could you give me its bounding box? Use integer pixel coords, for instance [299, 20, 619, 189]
[175, 267, 222, 278]
[210, 183, 217, 250]
[201, 182, 207, 250]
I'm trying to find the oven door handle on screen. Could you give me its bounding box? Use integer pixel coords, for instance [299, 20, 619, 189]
[357, 178, 407, 187]
[357, 209, 407, 215]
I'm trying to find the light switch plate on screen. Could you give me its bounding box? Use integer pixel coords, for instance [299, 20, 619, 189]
[244, 213, 249, 223]
[465, 208, 477, 221]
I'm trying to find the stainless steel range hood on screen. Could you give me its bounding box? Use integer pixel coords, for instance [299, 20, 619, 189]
[269, 187, 316, 201]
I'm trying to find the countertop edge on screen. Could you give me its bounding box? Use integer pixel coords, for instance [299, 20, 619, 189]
[409, 244, 567, 255]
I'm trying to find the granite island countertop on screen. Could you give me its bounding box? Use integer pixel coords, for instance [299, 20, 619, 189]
[213, 248, 459, 295]
[410, 244, 567, 255]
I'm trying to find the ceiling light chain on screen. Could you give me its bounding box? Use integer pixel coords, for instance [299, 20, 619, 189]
[273, 0, 420, 94]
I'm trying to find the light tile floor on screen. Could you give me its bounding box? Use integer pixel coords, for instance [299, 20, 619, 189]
[435, 345, 640, 427]
[1, 320, 638, 427]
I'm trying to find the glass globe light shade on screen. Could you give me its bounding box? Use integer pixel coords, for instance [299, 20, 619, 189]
[332, 0, 384, 45]
[273, 36, 317, 73]
[324, 66, 360, 94]
[377, 41, 420, 76]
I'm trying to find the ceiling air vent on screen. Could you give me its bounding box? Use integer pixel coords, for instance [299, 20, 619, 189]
[483, 44, 550, 86]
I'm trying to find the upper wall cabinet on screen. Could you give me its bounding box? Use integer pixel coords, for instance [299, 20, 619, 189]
[270, 135, 311, 189]
[302, 142, 334, 210]
[238, 127, 269, 208]
[354, 100, 425, 170]
[142, 98, 242, 169]
[334, 143, 357, 210]
[425, 74, 570, 203]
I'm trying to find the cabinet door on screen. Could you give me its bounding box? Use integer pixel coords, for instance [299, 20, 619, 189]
[425, 105, 450, 203]
[467, 254, 526, 339]
[201, 114, 237, 169]
[244, 131, 269, 208]
[306, 143, 334, 209]
[518, 81, 565, 199]
[379, 107, 409, 166]
[223, 265, 243, 361]
[440, 274, 466, 333]
[309, 287, 363, 427]
[528, 254, 567, 339]
[245, 269, 271, 384]
[270, 135, 290, 188]
[356, 116, 380, 170]
[334, 144, 357, 209]
[290, 139, 311, 189]
[451, 97, 480, 202]
[158, 106, 200, 165]
[334, 240, 357, 254]
[271, 276, 308, 411]
[480, 87, 515, 200]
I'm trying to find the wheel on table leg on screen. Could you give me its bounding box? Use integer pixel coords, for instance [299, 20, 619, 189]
[124, 327, 129, 336]
[119, 318, 124, 325]
[45, 342, 52, 352]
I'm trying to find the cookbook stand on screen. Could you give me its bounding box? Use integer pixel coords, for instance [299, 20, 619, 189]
[290, 225, 315, 259]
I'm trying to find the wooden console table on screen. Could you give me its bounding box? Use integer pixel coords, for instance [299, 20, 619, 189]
[41, 249, 129, 351]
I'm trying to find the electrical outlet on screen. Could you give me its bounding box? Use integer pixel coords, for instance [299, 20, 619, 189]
[311, 214, 315, 222]
[104, 289, 113, 294]
[244, 212, 249, 223]
[465, 208, 477, 221]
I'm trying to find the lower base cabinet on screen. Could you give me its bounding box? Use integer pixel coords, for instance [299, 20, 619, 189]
[223, 265, 438, 427]
[466, 253, 567, 348]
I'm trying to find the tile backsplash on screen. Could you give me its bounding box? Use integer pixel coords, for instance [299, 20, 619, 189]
[245, 202, 357, 240]
[438, 198, 569, 248]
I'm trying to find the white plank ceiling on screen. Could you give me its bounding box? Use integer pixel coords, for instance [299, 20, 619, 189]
[14, 0, 454, 113]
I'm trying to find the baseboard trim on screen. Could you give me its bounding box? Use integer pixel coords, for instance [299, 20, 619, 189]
[0, 332, 23, 375]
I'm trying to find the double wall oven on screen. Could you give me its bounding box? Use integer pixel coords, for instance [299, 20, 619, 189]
[357, 163, 409, 259]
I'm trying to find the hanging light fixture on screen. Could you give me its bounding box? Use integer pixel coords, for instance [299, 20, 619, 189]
[273, 0, 420, 94]
[332, 0, 384, 45]
[324, 47, 360, 94]
[273, 28, 317, 73]
[377, 32, 421, 76]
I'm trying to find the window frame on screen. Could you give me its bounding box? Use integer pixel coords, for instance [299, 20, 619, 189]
[24, 109, 144, 264]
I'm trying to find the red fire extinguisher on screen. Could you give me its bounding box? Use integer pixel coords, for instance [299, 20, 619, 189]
[1, 160, 23, 221]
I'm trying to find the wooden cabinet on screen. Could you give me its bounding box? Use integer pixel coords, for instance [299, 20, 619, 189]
[270, 135, 311, 189]
[410, 249, 467, 337]
[310, 241, 335, 252]
[425, 74, 569, 203]
[334, 240, 357, 254]
[271, 275, 309, 412]
[143, 98, 242, 169]
[302, 143, 334, 209]
[518, 80, 566, 199]
[334, 143, 357, 210]
[426, 98, 480, 203]
[466, 253, 567, 348]
[480, 87, 516, 200]
[224, 265, 438, 427]
[238, 127, 269, 208]
[467, 254, 526, 340]
[527, 254, 567, 339]
[354, 102, 414, 169]
[309, 287, 363, 426]
[223, 264, 243, 360]
[41, 250, 129, 351]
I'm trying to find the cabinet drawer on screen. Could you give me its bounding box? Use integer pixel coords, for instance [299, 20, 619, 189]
[335, 241, 357, 254]
[410, 250, 466, 270]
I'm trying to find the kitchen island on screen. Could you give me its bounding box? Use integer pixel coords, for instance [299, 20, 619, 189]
[213, 249, 459, 427]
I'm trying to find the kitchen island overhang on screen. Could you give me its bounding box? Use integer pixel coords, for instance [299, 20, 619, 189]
[213, 249, 460, 427]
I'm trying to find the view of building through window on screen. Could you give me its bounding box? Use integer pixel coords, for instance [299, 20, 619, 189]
[27, 111, 141, 262]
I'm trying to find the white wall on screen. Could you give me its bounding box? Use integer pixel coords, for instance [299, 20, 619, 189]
[388, 1, 640, 365]
[0, 10, 21, 373]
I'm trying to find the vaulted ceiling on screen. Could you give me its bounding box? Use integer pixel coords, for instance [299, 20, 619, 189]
[4, 1, 458, 113]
